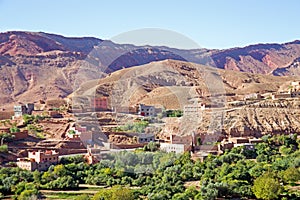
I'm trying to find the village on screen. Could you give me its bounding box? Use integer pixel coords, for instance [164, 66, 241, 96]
[1, 80, 300, 171]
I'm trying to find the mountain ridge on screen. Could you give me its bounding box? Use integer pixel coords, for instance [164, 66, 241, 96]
[1, 31, 300, 107]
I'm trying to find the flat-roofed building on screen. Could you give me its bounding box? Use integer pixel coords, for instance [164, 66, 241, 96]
[17, 150, 58, 171]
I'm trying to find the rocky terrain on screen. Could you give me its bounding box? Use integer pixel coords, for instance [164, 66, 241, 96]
[160, 98, 300, 137]
[73, 59, 292, 109]
[211, 41, 300, 74]
[1, 31, 300, 108]
[273, 56, 300, 76]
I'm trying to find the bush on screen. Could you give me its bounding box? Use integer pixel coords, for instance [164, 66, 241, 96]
[252, 172, 282, 200]
[0, 145, 8, 153]
[92, 185, 134, 200]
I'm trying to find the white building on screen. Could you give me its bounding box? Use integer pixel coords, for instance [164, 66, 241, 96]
[160, 143, 187, 154]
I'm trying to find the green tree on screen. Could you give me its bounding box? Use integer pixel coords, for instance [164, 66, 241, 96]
[280, 167, 300, 184]
[18, 189, 38, 200]
[92, 185, 134, 200]
[252, 172, 282, 200]
[10, 126, 20, 133]
[143, 142, 160, 152]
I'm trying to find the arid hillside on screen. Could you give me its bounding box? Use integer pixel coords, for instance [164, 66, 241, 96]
[72, 59, 293, 110]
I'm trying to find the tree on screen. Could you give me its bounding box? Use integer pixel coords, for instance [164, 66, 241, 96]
[280, 167, 300, 184]
[252, 172, 282, 200]
[10, 126, 20, 133]
[92, 185, 134, 200]
[18, 189, 38, 200]
[143, 142, 160, 152]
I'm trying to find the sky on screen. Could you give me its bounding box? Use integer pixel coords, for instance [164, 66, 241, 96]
[0, 0, 299, 49]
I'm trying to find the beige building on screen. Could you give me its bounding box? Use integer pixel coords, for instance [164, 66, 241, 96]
[17, 150, 59, 171]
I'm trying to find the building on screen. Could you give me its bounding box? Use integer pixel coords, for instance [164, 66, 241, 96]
[138, 104, 156, 117]
[160, 143, 189, 154]
[244, 93, 262, 101]
[183, 103, 205, 117]
[16, 150, 58, 171]
[48, 110, 63, 118]
[14, 103, 34, 117]
[90, 97, 108, 111]
[160, 134, 193, 154]
[137, 133, 155, 143]
[11, 130, 28, 140]
[271, 93, 291, 100]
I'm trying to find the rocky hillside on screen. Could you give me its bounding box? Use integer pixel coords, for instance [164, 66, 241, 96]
[211, 41, 300, 74]
[72, 59, 292, 110]
[1, 31, 300, 107]
[161, 99, 300, 137]
[273, 57, 300, 76]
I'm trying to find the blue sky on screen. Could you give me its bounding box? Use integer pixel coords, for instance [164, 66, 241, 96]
[0, 0, 299, 49]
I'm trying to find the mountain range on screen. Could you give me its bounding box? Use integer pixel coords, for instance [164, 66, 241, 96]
[0, 31, 300, 107]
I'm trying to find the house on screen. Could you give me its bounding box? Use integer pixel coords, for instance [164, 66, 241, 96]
[138, 104, 156, 117]
[183, 103, 205, 117]
[11, 130, 28, 140]
[137, 133, 155, 143]
[233, 143, 255, 150]
[14, 103, 34, 117]
[90, 97, 108, 111]
[271, 93, 291, 100]
[244, 93, 262, 101]
[160, 143, 189, 154]
[160, 134, 193, 154]
[229, 137, 249, 144]
[48, 110, 63, 118]
[16, 150, 58, 171]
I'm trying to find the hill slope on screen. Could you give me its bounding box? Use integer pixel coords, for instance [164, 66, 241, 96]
[72, 59, 292, 109]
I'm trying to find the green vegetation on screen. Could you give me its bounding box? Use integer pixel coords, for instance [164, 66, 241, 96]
[166, 110, 183, 117]
[143, 141, 160, 152]
[0, 134, 300, 199]
[27, 124, 44, 138]
[23, 114, 46, 125]
[9, 126, 20, 133]
[114, 120, 149, 133]
[252, 172, 282, 200]
[0, 144, 8, 153]
[92, 185, 134, 200]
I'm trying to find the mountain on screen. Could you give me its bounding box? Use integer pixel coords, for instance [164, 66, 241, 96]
[0, 31, 300, 107]
[272, 56, 300, 76]
[72, 59, 292, 109]
[211, 41, 300, 74]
